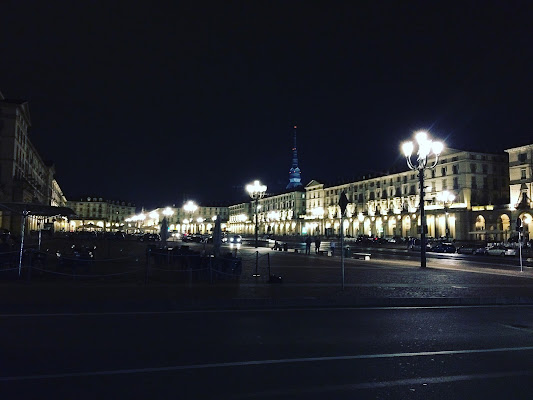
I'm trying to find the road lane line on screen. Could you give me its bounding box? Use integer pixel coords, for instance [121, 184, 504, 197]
[2, 346, 533, 382]
[232, 370, 533, 398]
[1, 304, 533, 317]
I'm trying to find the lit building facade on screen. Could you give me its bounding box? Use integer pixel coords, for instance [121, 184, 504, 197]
[67, 197, 136, 231]
[130, 204, 229, 234]
[0, 91, 68, 233]
[504, 144, 533, 240]
[228, 188, 306, 235]
[227, 148, 510, 242]
[302, 148, 509, 241]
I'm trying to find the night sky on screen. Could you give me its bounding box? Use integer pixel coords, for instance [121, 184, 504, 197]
[1, 1, 532, 209]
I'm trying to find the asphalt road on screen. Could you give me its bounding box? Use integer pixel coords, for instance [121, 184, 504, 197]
[2, 305, 533, 399]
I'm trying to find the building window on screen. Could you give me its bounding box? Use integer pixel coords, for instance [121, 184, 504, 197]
[519, 153, 527, 162]
[470, 164, 477, 173]
[442, 179, 447, 190]
[521, 168, 527, 179]
[483, 177, 488, 189]
[441, 167, 446, 176]
[471, 177, 477, 189]
[452, 165, 459, 174]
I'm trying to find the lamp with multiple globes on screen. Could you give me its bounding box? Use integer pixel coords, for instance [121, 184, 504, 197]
[402, 131, 444, 269]
[246, 180, 267, 248]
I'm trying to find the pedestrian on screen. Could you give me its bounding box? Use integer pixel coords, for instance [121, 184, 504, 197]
[305, 236, 312, 255]
[330, 240, 336, 256]
[315, 237, 321, 254]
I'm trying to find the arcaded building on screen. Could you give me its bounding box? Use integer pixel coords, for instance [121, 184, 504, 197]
[0, 91, 69, 233]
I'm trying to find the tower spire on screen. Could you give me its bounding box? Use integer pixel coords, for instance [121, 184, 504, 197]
[286, 125, 302, 189]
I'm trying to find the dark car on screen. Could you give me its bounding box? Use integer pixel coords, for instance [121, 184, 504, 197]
[356, 235, 373, 244]
[457, 244, 485, 254]
[429, 243, 456, 253]
[104, 231, 126, 240]
[408, 238, 432, 251]
[138, 233, 160, 242]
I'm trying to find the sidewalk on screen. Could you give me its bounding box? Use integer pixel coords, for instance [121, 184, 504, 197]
[2, 240, 533, 311]
[2, 256, 533, 312]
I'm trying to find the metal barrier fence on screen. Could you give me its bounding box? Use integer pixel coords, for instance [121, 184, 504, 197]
[0, 247, 250, 284]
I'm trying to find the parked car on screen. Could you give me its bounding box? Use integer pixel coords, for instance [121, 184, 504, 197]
[138, 233, 160, 242]
[104, 231, 125, 240]
[356, 235, 373, 244]
[485, 245, 517, 256]
[457, 244, 485, 254]
[386, 236, 404, 243]
[474, 246, 488, 255]
[408, 238, 432, 251]
[429, 242, 456, 253]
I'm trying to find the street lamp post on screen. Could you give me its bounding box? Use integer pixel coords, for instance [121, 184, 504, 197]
[437, 191, 455, 240]
[246, 180, 267, 248]
[402, 131, 444, 269]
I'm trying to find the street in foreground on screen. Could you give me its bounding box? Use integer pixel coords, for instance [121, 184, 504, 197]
[1, 305, 533, 399]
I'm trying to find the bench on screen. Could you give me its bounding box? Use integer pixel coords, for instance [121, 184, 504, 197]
[353, 252, 371, 260]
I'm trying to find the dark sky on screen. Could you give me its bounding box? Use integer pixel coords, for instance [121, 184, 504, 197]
[1, 1, 532, 209]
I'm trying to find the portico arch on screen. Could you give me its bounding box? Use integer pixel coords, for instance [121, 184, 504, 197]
[388, 217, 397, 237]
[364, 218, 371, 236]
[402, 215, 411, 238]
[474, 215, 485, 241]
[499, 214, 511, 241]
[375, 217, 383, 237]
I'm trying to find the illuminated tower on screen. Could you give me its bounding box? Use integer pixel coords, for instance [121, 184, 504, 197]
[286, 125, 302, 189]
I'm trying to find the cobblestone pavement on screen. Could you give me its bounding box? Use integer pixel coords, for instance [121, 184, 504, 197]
[2, 244, 533, 311]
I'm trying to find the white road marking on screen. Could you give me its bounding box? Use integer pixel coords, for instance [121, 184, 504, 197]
[2, 346, 533, 382]
[1, 304, 533, 318]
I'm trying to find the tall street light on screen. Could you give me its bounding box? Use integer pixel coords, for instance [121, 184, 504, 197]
[402, 131, 444, 269]
[437, 190, 455, 240]
[246, 180, 267, 248]
[183, 200, 198, 234]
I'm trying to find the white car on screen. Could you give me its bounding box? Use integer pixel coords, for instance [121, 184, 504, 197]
[485, 246, 516, 256]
